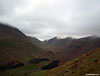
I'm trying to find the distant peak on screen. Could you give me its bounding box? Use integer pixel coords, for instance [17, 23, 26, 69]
[85, 35, 98, 39]
[48, 37, 58, 41]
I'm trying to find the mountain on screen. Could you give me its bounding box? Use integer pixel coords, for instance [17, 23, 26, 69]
[28, 36, 43, 46]
[0, 23, 100, 76]
[28, 36, 46, 49]
[44, 36, 100, 64]
[43, 47, 100, 76]
[0, 23, 55, 69]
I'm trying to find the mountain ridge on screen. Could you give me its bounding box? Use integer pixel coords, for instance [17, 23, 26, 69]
[0, 23, 56, 67]
[43, 35, 100, 64]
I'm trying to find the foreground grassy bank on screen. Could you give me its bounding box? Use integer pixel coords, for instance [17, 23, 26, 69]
[43, 48, 100, 76]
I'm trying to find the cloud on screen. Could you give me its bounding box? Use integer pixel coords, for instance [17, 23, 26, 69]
[0, 0, 100, 40]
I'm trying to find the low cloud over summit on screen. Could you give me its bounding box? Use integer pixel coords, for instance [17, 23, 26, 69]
[0, 0, 100, 40]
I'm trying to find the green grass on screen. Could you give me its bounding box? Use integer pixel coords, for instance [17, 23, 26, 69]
[23, 64, 38, 70]
[0, 64, 38, 76]
[30, 70, 48, 76]
[0, 68, 26, 76]
[0, 61, 50, 76]
[0, 64, 48, 76]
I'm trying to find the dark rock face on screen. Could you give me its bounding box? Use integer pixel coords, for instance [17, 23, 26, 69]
[41, 60, 59, 70]
[29, 58, 49, 64]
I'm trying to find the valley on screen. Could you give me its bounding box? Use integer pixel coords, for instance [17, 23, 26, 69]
[0, 23, 100, 76]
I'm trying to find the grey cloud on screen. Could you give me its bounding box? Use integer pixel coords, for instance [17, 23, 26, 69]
[0, 0, 100, 40]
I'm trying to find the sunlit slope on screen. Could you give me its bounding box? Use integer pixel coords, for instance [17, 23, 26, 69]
[43, 48, 100, 76]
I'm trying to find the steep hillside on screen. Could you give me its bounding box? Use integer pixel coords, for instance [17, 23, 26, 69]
[0, 23, 55, 67]
[28, 37, 43, 46]
[44, 36, 100, 64]
[43, 48, 100, 76]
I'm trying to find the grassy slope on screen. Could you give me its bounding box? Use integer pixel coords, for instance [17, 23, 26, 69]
[30, 70, 48, 76]
[0, 64, 38, 76]
[43, 48, 100, 76]
[44, 36, 100, 65]
[0, 62, 50, 76]
[0, 37, 53, 64]
[0, 23, 56, 76]
[0, 23, 55, 65]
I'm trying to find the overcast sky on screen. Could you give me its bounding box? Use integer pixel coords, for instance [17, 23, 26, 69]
[0, 0, 100, 40]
